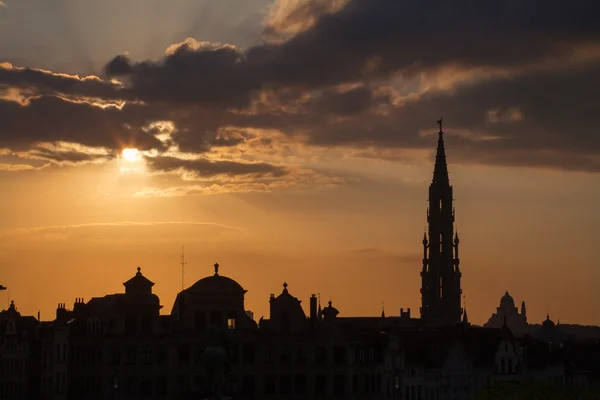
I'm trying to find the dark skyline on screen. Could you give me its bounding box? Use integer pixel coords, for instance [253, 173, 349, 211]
[1, 0, 600, 327]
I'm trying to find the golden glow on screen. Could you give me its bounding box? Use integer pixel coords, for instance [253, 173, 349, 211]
[122, 148, 141, 162]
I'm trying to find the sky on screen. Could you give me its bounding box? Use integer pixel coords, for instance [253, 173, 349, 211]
[0, 0, 599, 326]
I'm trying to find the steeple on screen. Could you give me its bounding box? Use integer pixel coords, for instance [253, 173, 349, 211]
[420, 118, 461, 327]
[432, 117, 450, 186]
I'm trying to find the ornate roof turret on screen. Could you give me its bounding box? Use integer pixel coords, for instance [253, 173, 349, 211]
[123, 267, 155, 296]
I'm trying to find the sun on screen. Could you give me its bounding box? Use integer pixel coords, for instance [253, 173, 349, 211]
[122, 148, 140, 162]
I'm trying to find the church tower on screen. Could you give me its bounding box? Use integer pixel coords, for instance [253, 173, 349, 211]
[420, 119, 462, 327]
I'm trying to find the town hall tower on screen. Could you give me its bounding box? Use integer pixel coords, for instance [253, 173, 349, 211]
[420, 119, 462, 327]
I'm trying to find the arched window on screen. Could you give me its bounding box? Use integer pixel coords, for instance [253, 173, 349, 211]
[508, 358, 513, 373]
[501, 359, 506, 374]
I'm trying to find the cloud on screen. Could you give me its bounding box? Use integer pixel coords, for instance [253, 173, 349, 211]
[300, 61, 600, 171]
[9, 220, 241, 234]
[145, 155, 288, 178]
[0, 96, 164, 152]
[104, 39, 258, 108]
[0, 163, 35, 172]
[0, 63, 123, 101]
[0, 0, 599, 175]
[3, 221, 243, 243]
[21, 142, 114, 165]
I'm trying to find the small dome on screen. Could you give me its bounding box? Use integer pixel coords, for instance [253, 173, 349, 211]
[188, 275, 246, 294]
[500, 291, 515, 309]
[542, 314, 555, 329]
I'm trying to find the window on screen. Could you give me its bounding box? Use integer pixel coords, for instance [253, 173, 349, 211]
[141, 348, 152, 365]
[109, 346, 120, 366]
[315, 375, 327, 396]
[295, 347, 307, 365]
[242, 375, 255, 395]
[334, 346, 346, 365]
[156, 345, 167, 365]
[334, 375, 345, 396]
[264, 375, 276, 395]
[280, 374, 292, 395]
[279, 348, 292, 365]
[156, 376, 167, 395]
[242, 343, 255, 365]
[281, 315, 291, 332]
[141, 316, 152, 335]
[315, 345, 327, 365]
[194, 346, 204, 365]
[126, 346, 137, 365]
[227, 318, 236, 330]
[140, 379, 152, 397]
[125, 317, 136, 335]
[295, 375, 307, 394]
[177, 344, 190, 365]
[264, 348, 274, 364]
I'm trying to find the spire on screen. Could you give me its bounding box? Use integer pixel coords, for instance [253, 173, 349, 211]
[432, 117, 450, 185]
[381, 302, 386, 318]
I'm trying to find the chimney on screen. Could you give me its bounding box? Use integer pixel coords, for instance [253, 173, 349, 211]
[310, 294, 317, 321]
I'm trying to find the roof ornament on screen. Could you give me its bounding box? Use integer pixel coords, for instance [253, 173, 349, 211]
[437, 117, 443, 133]
[214, 262, 219, 276]
[136, 266, 141, 275]
[283, 282, 288, 293]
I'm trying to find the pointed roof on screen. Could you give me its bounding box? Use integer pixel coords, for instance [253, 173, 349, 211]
[432, 118, 450, 186]
[123, 267, 154, 288]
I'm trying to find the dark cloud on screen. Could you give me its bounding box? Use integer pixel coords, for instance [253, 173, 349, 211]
[26, 146, 112, 164]
[0, 96, 164, 151]
[104, 41, 258, 108]
[302, 62, 600, 171]
[0, 0, 599, 173]
[0, 65, 122, 100]
[146, 155, 288, 178]
[250, 0, 600, 87]
[103, 55, 133, 77]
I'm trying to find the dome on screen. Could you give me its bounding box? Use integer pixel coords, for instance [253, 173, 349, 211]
[542, 314, 555, 329]
[500, 291, 515, 309]
[188, 275, 246, 294]
[186, 263, 246, 295]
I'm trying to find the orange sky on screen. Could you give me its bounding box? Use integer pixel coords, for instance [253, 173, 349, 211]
[0, 0, 599, 326]
[1, 154, 599, 326]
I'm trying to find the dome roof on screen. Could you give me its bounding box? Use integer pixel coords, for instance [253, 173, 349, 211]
[500, 291, 515, 309]
[186, 263, 246, 295]
[189, 276, 245, 295]
[542, 313, 555, 328]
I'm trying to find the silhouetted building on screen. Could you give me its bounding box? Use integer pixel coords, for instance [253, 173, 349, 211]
[1, 121, 597, 399]
[420, 119, 462, 327]
[484, 291, 528, 335]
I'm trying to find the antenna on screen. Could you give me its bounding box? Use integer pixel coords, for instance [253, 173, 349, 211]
[180, 245, 187, 292]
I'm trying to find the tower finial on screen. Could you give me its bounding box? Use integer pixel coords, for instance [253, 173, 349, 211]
[214, 262, 219, 276]
[437, 117, 443, 133]
[381, 301, 385, 318]
[432, 118, 449, 185]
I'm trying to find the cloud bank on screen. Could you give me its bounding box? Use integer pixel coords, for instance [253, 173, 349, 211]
[0, 0, 599, 188]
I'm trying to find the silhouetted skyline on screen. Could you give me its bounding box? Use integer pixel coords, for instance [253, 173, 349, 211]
[1, 0, 600, 328]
